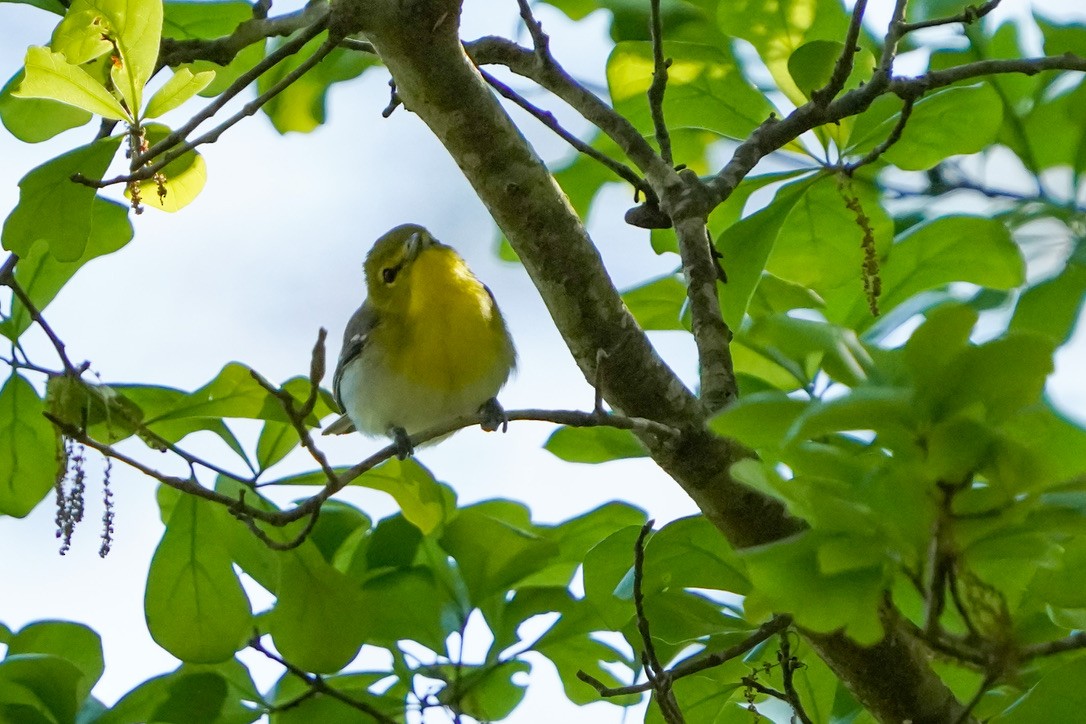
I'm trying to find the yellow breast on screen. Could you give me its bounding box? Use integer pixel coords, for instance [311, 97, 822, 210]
[382, 247, 513, 393]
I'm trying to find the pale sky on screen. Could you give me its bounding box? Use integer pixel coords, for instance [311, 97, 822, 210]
[0, 1, 1084, 722]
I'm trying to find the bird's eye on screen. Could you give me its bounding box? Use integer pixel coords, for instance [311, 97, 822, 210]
[382, 266, 399, 284]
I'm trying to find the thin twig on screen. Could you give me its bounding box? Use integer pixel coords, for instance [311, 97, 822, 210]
[880, 0, 911, 73]
[634, 520, 664, 677]
[742, 677, 789, 703]
[578, 615, 791, 697]
[479, 69, 656, 202]
[631, 520, 683, 722]
[647, 0, 673, 165]
[1021, 631, 1086, 660]
[238, 505, 320, 551]
[250, 636, 398, 723]
[514, 0, 550, 60]
[1, 264, 85, 376]
[249, 330, 339, 490]
[954, 672, 996, 724]
[779, 634, 813, 724]
[593, 348, 608, 416]
[338, 37, 376, 54]
[465, 37, 673, 182]
[842, 95, 914, 173]
[900, 0, 1002, 33]
[812, 0, 869, 106]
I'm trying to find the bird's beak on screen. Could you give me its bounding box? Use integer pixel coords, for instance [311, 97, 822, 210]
[404, 231, 426, 262]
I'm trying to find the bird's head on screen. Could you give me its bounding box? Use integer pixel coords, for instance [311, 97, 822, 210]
[363, 224, 438, 309]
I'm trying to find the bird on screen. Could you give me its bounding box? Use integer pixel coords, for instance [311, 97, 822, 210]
[323, 224, 516, 458]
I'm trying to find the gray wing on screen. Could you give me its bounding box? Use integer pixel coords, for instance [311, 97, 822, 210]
[332, 301, 379, 410]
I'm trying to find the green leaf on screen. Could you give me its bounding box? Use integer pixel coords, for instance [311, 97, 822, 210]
[543, 425, 648, 463]
[139, 363, 285, 424]
[741, 531, 886, 644]
[1001, 401, 1086, 489]
[992, 656, 1086, 722]
[0, 70, 91, 142]
[711, 392, 809, 450]
[847, 84, 1003, 170]
[0, 654, 83, 724]
[350, 458, 449, 534]
[788, 39, 875, 98]
[1010, 260, 1086, 345]
[356, 568, 452, 652]
[519, 501, 647, 589]
[441, 507, 559, 603]
[145, 495, 253, 663]
[607, 41, 772, 141]
[0, 374, 62, 518]
[269, 544, 368, 672]
[255, 421, 297, 471]
[748, 272, 826, 318]
[744, 315, 876, 387]
[533, 611, 637, 705]
[14, 46, 130, 120]
[644, 515, 750, 595]
[144, 67, 215, 118]
[789, 387, 917, 443]
[935, 333, 1055, 424]
[767, 174, 893, 295]
[99, 661, 261, 724]
[308, 499, 370, 564]
[440, 660, 529, 721]
[716, 175, 817, 328]
[621, 275, 687, 330]
[717, 0, 855, 105]
[582, 525, 642, 629]
[164, 0, 266, 98]
[0, 198, 132, 341]
[836, 216, 1023, 328]
[6, 621, 103, 703]
[2, 136, 123, 261]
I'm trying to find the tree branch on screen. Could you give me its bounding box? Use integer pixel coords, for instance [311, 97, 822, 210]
[477, 67, 656, 203]
[900, 0, 1002, 34]
[578, 615, 791, 697]
[631, 520, 685, 723]
[812, 0, 868, 106]
[646, 0, 672, 166]
[1, 257, 87, 377]
[707, 52, 1086, 206]
[158, 2, 331, 68]
[250, 635, 398, 723]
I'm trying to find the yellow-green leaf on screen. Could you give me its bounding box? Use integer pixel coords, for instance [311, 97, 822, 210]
[14, 46, 130, 121]
[143, 68, 215, 119]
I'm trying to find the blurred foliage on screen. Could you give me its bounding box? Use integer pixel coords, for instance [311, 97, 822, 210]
[2, 0, 1086, 721]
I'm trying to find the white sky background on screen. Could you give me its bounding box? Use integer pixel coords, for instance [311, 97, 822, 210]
[0, 1, 1084, 722]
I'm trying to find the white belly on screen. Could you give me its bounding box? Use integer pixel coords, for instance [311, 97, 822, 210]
[337, 346, 509, 438]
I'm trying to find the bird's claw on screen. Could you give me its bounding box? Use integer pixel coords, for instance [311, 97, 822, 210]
[479, 398, 508, 433]
[391, 426, 414, 460]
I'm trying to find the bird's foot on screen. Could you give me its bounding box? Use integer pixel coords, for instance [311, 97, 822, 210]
[390, 426, 414, 460]
[479, 398, 508, 433]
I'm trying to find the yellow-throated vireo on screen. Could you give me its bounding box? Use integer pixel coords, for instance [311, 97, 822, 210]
[323, 224, 516, 457]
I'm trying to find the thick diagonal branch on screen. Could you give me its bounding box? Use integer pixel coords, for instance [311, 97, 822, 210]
[328, 2, 972, 722]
